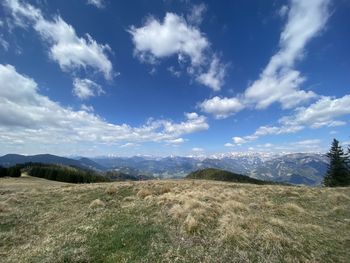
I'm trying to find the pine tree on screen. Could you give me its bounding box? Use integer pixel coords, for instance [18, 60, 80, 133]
[323, 139, 350, 187]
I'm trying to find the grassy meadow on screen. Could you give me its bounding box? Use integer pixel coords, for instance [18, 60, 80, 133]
[1, 175, 349, 262]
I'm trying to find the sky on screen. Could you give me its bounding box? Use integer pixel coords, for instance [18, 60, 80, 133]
[0, 0, 349, 157]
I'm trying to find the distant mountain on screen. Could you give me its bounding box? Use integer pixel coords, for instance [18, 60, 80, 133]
[77, 157, 107, 171]
[0, 154, 105, 171]
[248, 153, 328, 186]
[0, 152, 329, 185]
[186, 168, 272, 185]
[92, 153, 328, 185]
[92, 156, 198, 178]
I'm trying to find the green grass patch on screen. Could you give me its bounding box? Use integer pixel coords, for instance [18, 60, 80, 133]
[87, 205, 168, 263]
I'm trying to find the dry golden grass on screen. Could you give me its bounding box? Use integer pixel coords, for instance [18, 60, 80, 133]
[89, 199, 105, 209]
[0, 176, 349, 262]
[0, 201, 10, 212]
[282, 202, 306, 214]
[137, 188, 152, 198]
[105, 185, 118, 195]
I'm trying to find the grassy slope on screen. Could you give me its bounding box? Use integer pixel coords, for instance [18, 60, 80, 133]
[186, 168, 272, 184]
[0, 176, 349, 262]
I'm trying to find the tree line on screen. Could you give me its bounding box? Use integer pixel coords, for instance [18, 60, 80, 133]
[27, 163, 110, 183]
[324, 138, 350, 187]
[0, 162, 110, 184]
[0, 165, 21, 177]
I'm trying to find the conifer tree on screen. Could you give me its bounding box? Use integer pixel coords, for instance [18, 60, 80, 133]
[323, 139, 350, 187]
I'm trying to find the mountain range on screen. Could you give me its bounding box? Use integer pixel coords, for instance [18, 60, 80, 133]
[0, 152, 329, 185]
[0, 154, 104, 171]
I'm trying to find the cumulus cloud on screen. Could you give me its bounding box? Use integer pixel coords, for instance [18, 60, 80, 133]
[199, 96, 244, 119]
[161, 112, 209, 136]
[200, 0, 330, 118]
[186, 112, 200, 120]
[129, 12, 226, 90]
[232, 137, 247, 145]
[245, 70, 316, 109]
[73, 78, 104, 100]
[129, 13, 208, 66]
[4, 0, 113, 79]
[244, 0, 329, 109]
[234, 95, 350, 143]
[87, 0, 105, 9]
[280, 95, 350, 128]
[0, 64, 209, 153]
[224, 137, 248, 147]
[196, 55, 226, 91]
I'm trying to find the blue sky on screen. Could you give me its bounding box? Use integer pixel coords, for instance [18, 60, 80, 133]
[0, 0, 349, 157]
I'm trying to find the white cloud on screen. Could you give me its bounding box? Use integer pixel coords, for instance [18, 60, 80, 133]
[280, 95, 350, 128]
[200, 0, 330, 118]
[73, 78, 104, 100]
[244, 0, 330, 109]
[278, 5, 289, 18]
[0, 22, 9, 51]
[87, 0, 105, 9]
[342, 141, 350, 148]
[120, 142, 139, 148]
[167, 66, 181, 77]
[294, 139, 321, 146]
[187, 3, 207, 25]
[129, 12, 226, 90]
[199, 96, 245, 119]
[4, 0, 41, 26]
[196, 55, 226, 91]
[161, 112, 209, 136]
[81, 104, 94, 112]
[166, 138, 185, 145]
[253, 125, 303, 137]
[4, 0, 113, 80]
[129, 13, 208, 66]
[232, 136, 247, 145]
[0, 38, 9, 51]
[252, 139, 324, 153]
[192, 147, 204, 152]
[245, 70, 316, 109]
[225, 139, 250, 147]
[0, 64, 209, 153]
[235, 94, 350, 143]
